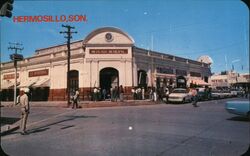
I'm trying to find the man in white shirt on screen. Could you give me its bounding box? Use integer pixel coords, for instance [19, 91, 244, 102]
[19, 88, 30, 135]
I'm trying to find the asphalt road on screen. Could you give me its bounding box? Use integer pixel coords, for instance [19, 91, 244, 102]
[1, 98, 250, 156]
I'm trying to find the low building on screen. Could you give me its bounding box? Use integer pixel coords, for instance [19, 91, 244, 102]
[210, 70, 250, 90]
[0, 27, 211, 101]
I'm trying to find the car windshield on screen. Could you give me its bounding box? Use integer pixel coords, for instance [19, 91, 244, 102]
[172, 89, 187, 93]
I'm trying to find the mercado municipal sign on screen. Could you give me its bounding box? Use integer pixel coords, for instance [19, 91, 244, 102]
[89, 49, 128, 54]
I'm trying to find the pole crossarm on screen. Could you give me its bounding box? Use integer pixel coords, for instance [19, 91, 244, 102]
[8, 42, 24, 54]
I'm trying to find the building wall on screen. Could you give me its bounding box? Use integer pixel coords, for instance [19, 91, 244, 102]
[133, 47, 211, 88]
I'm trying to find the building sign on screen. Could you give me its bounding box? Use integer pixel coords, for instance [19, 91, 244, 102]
[90, 49, 128, 54]
[29, 69, 49, 77]
[3, 73, 19, 80]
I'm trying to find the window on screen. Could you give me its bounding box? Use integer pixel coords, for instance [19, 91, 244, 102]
[176, 69, 187, 76]
[190, 72, 201, 77]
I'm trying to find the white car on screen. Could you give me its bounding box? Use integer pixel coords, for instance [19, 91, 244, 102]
[168, 88, 193, 103]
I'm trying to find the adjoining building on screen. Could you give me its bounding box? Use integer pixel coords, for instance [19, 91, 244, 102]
[0, 27, 211, 101]
[210, 70, 250, 90]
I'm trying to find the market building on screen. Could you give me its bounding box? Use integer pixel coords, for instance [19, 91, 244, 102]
[0, 27, 211, 101]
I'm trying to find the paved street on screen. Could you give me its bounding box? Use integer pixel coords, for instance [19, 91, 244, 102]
[1, 98, 250, 156]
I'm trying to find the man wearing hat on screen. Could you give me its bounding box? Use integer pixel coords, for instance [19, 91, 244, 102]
[19, 88, 30, 135]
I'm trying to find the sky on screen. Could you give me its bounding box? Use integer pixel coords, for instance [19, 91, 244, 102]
[0, 0, 249, 74]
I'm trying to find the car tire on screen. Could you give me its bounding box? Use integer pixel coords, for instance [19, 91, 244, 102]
[247, 112, 250, 120]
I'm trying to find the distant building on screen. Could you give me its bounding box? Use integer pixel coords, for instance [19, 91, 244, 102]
[0, 27, 211, 101]
[210, 70, 250, 90]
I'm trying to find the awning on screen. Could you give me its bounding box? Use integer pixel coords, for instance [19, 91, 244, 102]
[19, 79, 37, 88]
[0, 82, 21, 90]
[33, 78, 50, 87]
[0, 82, 14, 89]
[191, 79, 210, 86]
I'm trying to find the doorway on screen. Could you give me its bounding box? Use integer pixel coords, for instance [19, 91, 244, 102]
[100, 67, 119, 92]
[69, 70, 79, 94]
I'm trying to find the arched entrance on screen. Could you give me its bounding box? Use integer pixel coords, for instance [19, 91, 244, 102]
[137, 70, 147, 88]
[100, 67, 119, 92]
[176, 76, 186, 88]
[69, 70, 79, 94]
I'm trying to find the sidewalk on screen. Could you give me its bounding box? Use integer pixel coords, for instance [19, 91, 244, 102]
[1, 99, 161, 108]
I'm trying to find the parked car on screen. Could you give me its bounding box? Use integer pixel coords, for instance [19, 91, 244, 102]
[196, 88, 211, 101]
[168, 88, 192, 103]
[222, 90, 233, 98]
[225, 101, 250, 119]
[211, 90, 223, 99]
[230, 89, 238, 97]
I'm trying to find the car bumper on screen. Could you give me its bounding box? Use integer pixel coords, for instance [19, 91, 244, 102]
[168, 98, 183, 102]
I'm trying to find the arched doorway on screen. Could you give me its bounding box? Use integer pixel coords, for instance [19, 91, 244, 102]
[137, 70, 147, 88]
[69, 70, 79, 94]
[100, 67, 119, 92]
[176, 76, 186, 88]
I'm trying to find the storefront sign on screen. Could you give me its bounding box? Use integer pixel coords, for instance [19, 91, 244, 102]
[3, 73, 19, 80]
[29, 69, 49, 77]
[90, 49, 128, 54]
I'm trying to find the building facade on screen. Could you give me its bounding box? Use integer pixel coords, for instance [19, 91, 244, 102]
[1, 27, 211, 101]
[210, 71, 250, 90]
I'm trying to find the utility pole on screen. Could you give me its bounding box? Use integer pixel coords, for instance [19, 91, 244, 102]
[8, 42, 23, 106]
[60, 25, 77, 107]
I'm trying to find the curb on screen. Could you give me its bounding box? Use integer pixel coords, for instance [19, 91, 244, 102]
[1, 100, 161, 108]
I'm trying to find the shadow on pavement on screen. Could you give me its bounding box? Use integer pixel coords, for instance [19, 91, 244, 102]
[0, 117, 20, 126]
[27, 127, 50, 134]
[60, 125, 75, 129]
[1, 131, 20, 137]
[27, 115, 97, 133]
[1, 115, 97, 136]
[227, 116, 250, 122]
[64, 115, 97, 118]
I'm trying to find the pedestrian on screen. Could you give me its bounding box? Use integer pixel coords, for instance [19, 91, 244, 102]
[72, 89, 79, 109]
[153, 87, 157, 102]
[149, 87, 153, 101]
[142, 87, 145, 100]
[119, 85, 124, 102]
[110, 87, 114, 101]
[102, 88, 107, 100]
[131, 87, 136, 100]
[165, 88, 169, 103]
[69, 91, 74, 107]
[18, 88, 30, 135]
[192, 88, 198, 107]
[137, 87, 142, 100]
[114, 86, 118, 102]
[93, 87, 98, 102]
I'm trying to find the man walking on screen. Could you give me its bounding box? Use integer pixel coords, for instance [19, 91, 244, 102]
[72, 89, 79, 109]
[119, 85, 124, 102]
[19, 88, 30, 135]
[192, 88, 198, 107]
